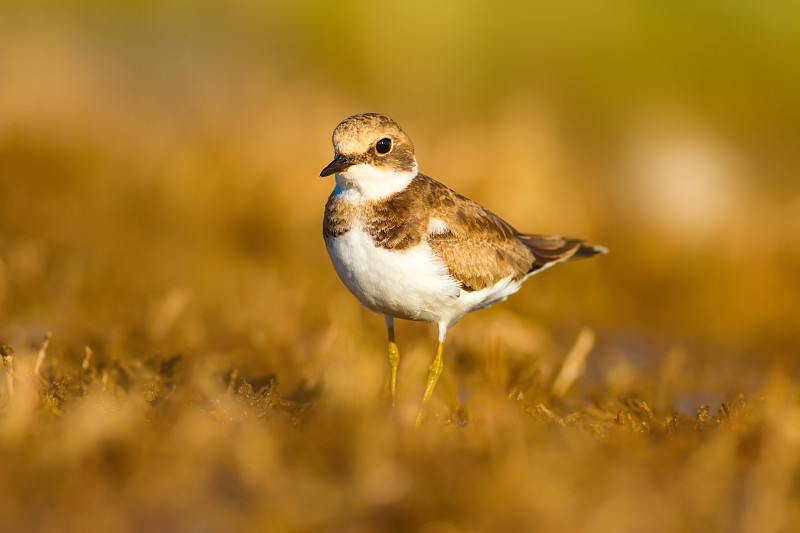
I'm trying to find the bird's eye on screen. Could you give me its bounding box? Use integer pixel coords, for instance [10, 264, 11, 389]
[375, 138, 392, 154]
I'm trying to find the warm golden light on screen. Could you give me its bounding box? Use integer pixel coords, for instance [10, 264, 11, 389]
[1, 2, 799, 532]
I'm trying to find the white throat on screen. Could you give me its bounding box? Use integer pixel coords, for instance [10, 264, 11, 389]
[333, 163, 418, 203]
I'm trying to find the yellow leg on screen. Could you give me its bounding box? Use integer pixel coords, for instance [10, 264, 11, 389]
[387, 326, 400, 406]
[415, 341, 444, 429]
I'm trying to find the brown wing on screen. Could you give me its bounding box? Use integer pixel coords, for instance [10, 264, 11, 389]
[411, 175, 528, 291]
[325, 173, 605, 292]
[419, 175, 599, 291]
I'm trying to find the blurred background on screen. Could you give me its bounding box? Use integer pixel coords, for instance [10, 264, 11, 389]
[2, 0, 798, 393]
[1, 1, 800, 531]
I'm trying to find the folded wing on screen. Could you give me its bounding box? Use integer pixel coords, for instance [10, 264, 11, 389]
[421, 176, 605, 292]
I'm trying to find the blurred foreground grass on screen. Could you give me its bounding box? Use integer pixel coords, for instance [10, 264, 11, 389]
[2, 335, 800, 532]
[2, 2, 800, 532]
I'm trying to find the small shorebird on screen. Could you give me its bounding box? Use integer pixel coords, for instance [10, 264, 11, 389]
[320, 113, 606, 427]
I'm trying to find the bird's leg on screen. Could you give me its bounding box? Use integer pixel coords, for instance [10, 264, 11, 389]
[416, 324, 447, 429]
[385, 315, 400, 406]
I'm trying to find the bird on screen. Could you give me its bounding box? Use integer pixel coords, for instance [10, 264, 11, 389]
[320, 113, 606, 427]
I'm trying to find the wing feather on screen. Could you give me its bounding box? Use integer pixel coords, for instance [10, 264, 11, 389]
[334, 173, 607, 293]
[418, 175, 603, 291]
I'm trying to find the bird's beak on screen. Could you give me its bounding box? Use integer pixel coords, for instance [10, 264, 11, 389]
[320, 154, 353, 177]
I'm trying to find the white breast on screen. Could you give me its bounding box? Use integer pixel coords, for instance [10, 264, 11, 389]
[326, 226, 461, 323]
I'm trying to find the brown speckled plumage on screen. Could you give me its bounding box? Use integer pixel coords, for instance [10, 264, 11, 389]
[324, 174, 594, 292]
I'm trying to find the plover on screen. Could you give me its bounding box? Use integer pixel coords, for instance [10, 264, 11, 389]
[321, 113, 606, 427]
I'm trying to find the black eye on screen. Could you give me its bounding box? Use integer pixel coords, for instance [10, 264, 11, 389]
[375, 138, 392, 154]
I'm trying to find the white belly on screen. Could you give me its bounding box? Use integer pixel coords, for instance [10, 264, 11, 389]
[325, 226, 529, 327]
[326, 226, 460, 322]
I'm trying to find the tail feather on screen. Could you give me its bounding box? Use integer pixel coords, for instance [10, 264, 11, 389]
[516, 233, 607, 272]
[571, 243, 608, 261]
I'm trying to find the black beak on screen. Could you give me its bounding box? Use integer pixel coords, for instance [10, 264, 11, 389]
[320, 154, 353, 177]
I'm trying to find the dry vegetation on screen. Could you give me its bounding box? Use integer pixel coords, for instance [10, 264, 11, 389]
[2, 334, 799, 533]
[2, 3, 800, 532]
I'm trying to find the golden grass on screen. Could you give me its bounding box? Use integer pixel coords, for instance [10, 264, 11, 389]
[2, 331, 799, 533]
[2, 3, 800, 531]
